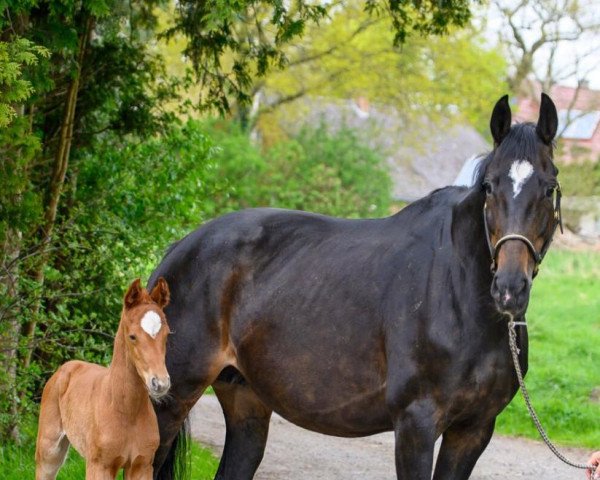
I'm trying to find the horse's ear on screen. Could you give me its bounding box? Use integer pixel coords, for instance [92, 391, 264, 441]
[536, 93, 558, 145]
[150, 277, 170, 309]
[124, 278, 143, 309]
[490, 95, 512, 146]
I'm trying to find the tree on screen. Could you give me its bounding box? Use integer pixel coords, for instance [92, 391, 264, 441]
[165, 0, 473, 113]
[0, 29, 48, 442]
[0, 0, 173, 441]
[254, 3, 506, 135]
[490, 0, 600, 133]
[491, 0, 600, 93]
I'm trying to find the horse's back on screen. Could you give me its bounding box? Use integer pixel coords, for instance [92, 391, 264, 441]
[42, 360, 104, 399]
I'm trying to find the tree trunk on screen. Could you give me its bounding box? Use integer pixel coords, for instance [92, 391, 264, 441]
[0, 99, 28, 442]
[21, 16, 93, 369]
[0, 226, 23, 442]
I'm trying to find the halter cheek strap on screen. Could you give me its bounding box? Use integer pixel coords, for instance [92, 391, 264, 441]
[483, 183, 562, 278]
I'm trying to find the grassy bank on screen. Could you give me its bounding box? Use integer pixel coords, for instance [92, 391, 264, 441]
[496, 249, 600, 447]
[0, 417, 219, 479]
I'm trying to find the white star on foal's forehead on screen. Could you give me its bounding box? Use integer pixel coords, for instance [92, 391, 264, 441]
[140, 311, 162, 338]
[508, 160, 534, 198]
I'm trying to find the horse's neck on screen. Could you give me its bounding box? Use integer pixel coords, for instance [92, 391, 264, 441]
[451, 189, 490, 275]
[105, 319, 149, 416]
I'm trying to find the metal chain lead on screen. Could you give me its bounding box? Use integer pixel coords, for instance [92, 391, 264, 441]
[507, 321, 597, 478]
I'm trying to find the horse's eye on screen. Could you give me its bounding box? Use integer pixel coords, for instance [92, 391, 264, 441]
[545, 186, 555, 198]
[129, 334, 136, 341]
[483, 182, 493, 195]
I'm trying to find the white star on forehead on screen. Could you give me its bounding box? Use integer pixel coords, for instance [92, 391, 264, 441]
[140, 311, 162, 338]
[508, 160, 534, 198]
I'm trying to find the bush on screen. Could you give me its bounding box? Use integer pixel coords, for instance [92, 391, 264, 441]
[558, 160, 600, 197]
[203, 120, 392, 217]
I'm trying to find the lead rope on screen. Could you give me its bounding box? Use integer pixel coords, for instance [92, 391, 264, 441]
[507, 320, 598, 478]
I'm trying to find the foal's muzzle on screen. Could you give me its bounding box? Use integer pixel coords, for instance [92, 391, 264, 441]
[148, 375, 171, 398]
[491, 270, 531, 316]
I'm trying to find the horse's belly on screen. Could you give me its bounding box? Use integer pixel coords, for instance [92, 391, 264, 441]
[266, 386, 392, 437]
[233, 323, 392, 437]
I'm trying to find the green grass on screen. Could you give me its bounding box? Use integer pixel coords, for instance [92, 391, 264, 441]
[495, 249, 600, 448]
[0, 417, 219, 480]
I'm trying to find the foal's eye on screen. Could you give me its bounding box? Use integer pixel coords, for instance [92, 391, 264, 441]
[545, 186, 555, 198]
[129, 334, 136, 341]
[483, 182, 493, 195]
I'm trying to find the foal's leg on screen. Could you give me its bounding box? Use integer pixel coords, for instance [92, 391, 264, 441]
[35, 432, 70, 480]
[432, 418, 496, 480]
[85, 462, 119, 480]
[35, 375, 70, 480]
[125, 462, 154, 480]
[213, 378, 272, 480]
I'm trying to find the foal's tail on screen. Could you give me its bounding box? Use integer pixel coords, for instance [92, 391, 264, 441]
[155, 418, 191, 480]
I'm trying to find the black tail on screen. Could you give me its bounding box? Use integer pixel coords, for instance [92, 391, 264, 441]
[155, 418, 191, 480]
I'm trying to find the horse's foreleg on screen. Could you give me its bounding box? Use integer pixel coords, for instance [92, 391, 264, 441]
[152, 393, 199, 476]
[35, 376, 70, 480]
[391, 398, 438, 480]
[213, 379, 272, 480]
[432, 418, 496, 480]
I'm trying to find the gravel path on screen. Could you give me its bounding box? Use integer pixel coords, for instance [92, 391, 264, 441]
[189, 396, 591, 479]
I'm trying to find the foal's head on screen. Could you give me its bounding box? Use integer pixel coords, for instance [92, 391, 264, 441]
[480, 94, 560, 317]
[122, 278, 171, 399]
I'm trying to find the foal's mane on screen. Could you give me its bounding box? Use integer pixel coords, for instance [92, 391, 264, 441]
[472, 122, 557, 188]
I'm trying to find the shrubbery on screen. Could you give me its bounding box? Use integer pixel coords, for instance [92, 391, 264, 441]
[203, 120, 392, 218]
[558, 160, 600, 197]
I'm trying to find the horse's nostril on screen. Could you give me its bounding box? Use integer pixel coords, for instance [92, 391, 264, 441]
[491, 277, 501, 300]
[149, 376, 170, 394]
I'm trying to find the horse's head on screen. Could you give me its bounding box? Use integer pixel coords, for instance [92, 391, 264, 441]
[481, 94, 561, 317]
[122, 277, 171, 399]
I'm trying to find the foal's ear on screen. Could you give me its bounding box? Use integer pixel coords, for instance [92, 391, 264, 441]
[536, 93, 558, 145]
[124, 278, 143, 309]
[490, 95, 512, 146]
[150, 277, 170, 309]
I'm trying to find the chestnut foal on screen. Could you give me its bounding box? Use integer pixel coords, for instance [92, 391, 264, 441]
[35, 278, 171, 480]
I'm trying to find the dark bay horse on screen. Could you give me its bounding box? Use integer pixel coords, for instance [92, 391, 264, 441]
[151, 94, 561, 480]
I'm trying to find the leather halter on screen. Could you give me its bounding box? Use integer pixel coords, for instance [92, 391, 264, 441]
[483, 182, 563, 278]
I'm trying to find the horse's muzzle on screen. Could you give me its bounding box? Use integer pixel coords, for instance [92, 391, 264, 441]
[491, 271, 531, 316]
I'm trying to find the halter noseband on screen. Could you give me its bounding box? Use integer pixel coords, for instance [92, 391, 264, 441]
[483, 182, 563, 278]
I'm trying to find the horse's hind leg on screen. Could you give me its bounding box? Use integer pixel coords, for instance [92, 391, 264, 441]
[35, 376, 70, 480]
[213, 370, 272, 480]
[35, 433, 70, 480]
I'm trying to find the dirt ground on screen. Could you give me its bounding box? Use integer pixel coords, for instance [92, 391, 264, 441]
[189, 396, 592, 479]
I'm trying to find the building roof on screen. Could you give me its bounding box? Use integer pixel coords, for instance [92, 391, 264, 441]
[558, 110, 600, 140]
[515, 83, 600, 140]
